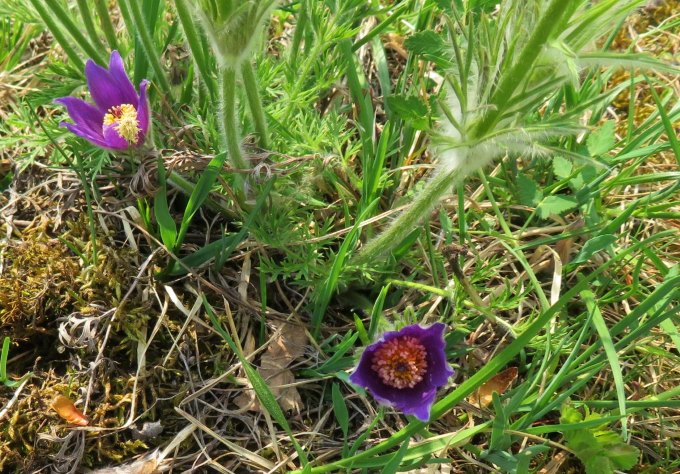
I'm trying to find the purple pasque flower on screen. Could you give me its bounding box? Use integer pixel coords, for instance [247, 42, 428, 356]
[349, 323, 454, 422]
[54, 50, 149, 150]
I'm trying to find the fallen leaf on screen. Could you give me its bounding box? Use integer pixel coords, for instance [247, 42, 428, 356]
[51, 395, 89, 426]
[235, 320, 307, 413]
[467, 367, 519, 408]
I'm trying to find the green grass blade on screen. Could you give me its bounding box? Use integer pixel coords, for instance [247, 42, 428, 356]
[331, 382, 349, 438]
[133, 0, 162, 85]
[582, 289, 628, 439]
[382, 438, 410, 474]
[312, 199, 378, 336]
[0, 337, 9, 381]
[241, 60, 269, 148]
[175, 151, 227, 249]
[154, 161, 178, 250]
[645, 74, 680, 165]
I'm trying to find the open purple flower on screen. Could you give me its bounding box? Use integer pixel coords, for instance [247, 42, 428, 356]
[349, 323, 454, 421]
[54, 51, 149, 150]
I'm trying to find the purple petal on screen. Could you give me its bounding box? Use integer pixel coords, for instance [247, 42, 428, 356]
[372, 384, 437, 421]
[53, 96, 104, 138]
[61, 122, 110, 149]
[136, 79, 150, 141]
[108, 51, 139, 106]
[102, 124, 132, 150]
[85, 53, 137, 113]
[418, 323, 455, 386]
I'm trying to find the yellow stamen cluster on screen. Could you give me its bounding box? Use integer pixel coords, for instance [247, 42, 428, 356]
[371, 336, 428, 389]
[103, 103, 140, 144]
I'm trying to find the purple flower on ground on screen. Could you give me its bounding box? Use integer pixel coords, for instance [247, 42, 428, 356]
[54, 51, 149, 150]
[349, 323, 454, 421]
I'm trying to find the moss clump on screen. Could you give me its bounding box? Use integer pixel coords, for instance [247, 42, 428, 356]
[0, 233, 80, 339]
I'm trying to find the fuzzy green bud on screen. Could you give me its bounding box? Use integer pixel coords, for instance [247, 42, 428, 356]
[195, 0, 279, 68]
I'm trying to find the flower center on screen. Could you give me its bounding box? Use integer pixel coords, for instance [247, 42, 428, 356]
[371, 336, 428, 389]
[103, 104, 140, 144]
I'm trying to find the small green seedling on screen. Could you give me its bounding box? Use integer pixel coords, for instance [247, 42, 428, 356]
[1, 337, 31, 388]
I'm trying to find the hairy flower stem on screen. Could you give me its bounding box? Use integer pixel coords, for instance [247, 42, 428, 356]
[220, 66, 248, 205]
[352, 168, 459, 266]
[241, 61, 269, 149]
[354, 0, 574, 265]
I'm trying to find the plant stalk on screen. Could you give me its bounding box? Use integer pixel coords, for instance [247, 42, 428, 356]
[27, 0, 84, 69]
[93, 0, 119, 50]
[352, 168, 459, 265]
[220, 66, 248, 204]
[40, 0, 107, 65]
[241, 60, 269, 149]
[174, 0, 217, 99]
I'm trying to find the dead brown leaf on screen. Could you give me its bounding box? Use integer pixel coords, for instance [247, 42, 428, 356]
[235, 320, 307, 413]
[467, 367, 519, 408]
